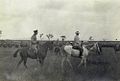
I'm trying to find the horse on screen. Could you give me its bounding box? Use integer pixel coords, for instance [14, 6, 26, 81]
[13, 41, 54, 68]
[97, 42, 119, 62]
[96, 41, 119, 54]
[60, 42, 101, 70]
[114, 44, 120, 54]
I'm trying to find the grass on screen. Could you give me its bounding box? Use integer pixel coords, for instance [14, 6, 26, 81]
[0, 47, 120, 81]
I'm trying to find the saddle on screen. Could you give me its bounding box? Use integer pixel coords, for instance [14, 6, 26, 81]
[72, 46, 83, 58]
[28, 48, 37, 55]
[28, 47, 39, 61]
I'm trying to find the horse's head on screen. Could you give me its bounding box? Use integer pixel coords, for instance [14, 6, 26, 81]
[90, 42, 101, 55]
[44, 41, 54, 51]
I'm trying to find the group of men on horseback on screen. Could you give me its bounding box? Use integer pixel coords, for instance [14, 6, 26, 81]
[14, 30, 100, 68]
[30, 29, 83, 60]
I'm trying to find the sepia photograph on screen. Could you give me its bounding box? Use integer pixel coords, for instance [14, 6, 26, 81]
[0, 0, 120, 81]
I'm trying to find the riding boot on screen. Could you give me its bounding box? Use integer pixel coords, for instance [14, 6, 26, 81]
[79, 48, 83, 58]
[79, 52, 82, 58]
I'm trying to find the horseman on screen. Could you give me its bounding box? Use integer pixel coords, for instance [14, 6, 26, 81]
[31, 30, 39, 60]
[73, 31, 83, 58]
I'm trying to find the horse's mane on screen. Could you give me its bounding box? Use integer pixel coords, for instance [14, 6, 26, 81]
[83, 44, 94, 50]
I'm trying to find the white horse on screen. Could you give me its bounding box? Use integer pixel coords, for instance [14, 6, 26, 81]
[61, 42, 100, 71]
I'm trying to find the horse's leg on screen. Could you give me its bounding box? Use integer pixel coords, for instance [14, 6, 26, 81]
[17, 58, 23, 68]
[66, 56, 73, 69]
[99, 47, 102, 55]
[23, 58, 28, 68]
[114, 47, 117, 54]
[38, 58, 42, 64]
[61, 57, 65, 73]
[84, 57, 87, 68]
[59, 48, 62, 56]
[78, 56, 84, 68]
[40, 58, 44, 66]
[113, 49, 118, 63]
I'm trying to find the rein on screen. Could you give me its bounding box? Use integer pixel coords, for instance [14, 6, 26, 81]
[83, 44, 94, 50]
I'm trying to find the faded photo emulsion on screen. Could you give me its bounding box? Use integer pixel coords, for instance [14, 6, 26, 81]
[0, 0, 120, 81]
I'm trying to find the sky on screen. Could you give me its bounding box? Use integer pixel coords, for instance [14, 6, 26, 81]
[0, 0, 120, 40]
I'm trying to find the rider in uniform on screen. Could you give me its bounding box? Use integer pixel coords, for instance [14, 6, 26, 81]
[73, 31, 83, 58]
[31, 30, 39, 60]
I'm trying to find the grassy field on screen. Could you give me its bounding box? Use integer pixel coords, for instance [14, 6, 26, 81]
[0, 47, 120, 81]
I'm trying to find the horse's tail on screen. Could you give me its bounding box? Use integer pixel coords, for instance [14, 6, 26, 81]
[54, 46, 60, 53]
[13, 49, 20, 57]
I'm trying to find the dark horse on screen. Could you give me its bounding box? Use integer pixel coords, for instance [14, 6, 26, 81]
[13, 41, 54, 68]
[97, 41, 120, 54]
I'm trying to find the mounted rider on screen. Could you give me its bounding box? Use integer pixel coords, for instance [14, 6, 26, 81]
[72, 31, 83, 58]
[31, 30, 39, 60]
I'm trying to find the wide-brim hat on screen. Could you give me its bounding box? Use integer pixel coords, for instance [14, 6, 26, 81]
[34, 30, 38, 33]
[75, 31, 79, 34]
